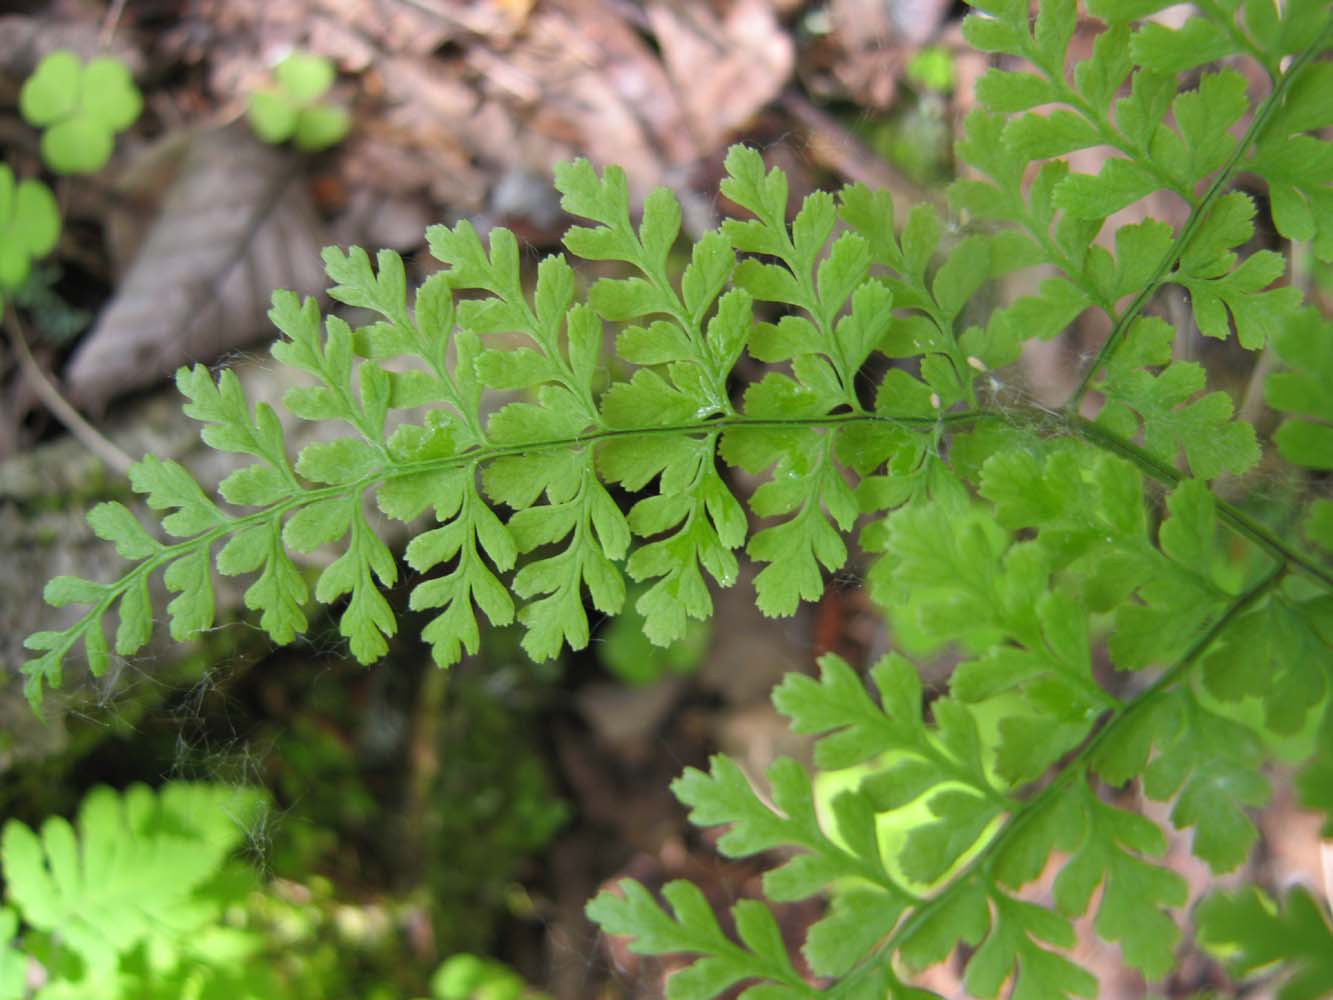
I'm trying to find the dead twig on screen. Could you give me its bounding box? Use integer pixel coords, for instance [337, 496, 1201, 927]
[99, 0, 130, 50]
[779, 89, 930, 204]
[3, 304, 135, 476]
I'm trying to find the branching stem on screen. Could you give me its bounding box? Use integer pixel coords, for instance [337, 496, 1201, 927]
[827, 561, 1287, 997]
[1065, 19, 1332, 409]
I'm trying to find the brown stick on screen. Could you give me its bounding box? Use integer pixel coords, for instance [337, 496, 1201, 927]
[3, 304, 135, 476]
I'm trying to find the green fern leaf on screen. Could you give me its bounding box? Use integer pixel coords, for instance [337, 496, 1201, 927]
[1052, 789, 1186, 978]
[1131, 17, 1238, 74]
[896, 879, 990, 971]
[1200, 591, 1330, 734]
[1097, 313, 1260, 478]
[963, 894, 1096, 1000]
[16, 5, 1333, 996]
[1196, 886, 1333, 1000]
[1140, 689, 1270, 873]
[0, 909, 21, 1000]
[218, 517, 309, 644]
[586, 880, 817, 999]
[1253, 60, 1333, 259]
[673, 755, 900, 899]
[1296, 709, 1333, 835]
[1110, 480, 1233, 668]
[0, 784, 263, 973]
[1268, 307, 1333, 470]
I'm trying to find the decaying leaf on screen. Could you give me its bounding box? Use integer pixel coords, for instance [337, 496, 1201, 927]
[65, 123, 327, 410]
[648, 0, 794, 152]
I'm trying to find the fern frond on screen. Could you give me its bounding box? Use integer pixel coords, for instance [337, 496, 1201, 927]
[20, 0, 1333, 994]
[0, 783, 264, 973]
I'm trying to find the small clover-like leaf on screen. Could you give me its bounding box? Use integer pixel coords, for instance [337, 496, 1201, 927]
[247, 51, 349, 151]
[0, 166, 60, 289]
[19, 50, 141, 174]
[273, 50, 336, 102]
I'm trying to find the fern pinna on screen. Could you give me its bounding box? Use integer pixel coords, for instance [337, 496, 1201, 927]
[18, 0, 1333, 994]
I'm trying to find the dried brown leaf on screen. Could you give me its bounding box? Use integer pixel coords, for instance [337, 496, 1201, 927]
[647, 0, 794, 152]
[65, 123, 327, 410]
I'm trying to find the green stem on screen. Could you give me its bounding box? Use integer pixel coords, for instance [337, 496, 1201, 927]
[47, 400, 1332, 668]
[1042, 74, 1191, 204]
[31, 392, 1331, 707]
[1067, 414, 1333, 589]
[28, 477, 376, 699]
[827, 562, 1286, 997]
[1065, 21, 1330, 409]
[398, 407, 1324, 589]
